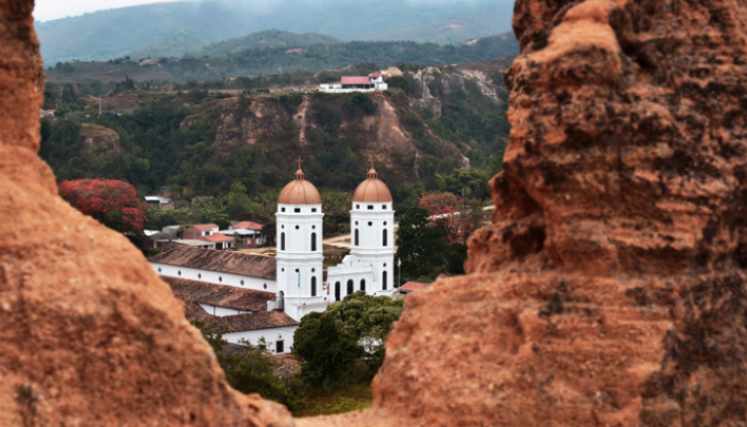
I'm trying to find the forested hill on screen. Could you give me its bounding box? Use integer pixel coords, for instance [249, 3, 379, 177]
[39, 60, 511, 211]
[128, 30, 342, 61]
[45, 33, 519, 84]
[36, 0, 515, 65]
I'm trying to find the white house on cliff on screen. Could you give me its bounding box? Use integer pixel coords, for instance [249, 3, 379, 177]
[319, 72, 388, 93]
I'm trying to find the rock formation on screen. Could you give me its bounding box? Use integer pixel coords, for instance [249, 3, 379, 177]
[358, 0, 747, 426]
[4, 0, 747, 426]
[0, 2, 293, 426]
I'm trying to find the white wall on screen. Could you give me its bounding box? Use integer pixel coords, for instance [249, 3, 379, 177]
[198, 303, 252, 317]
[150, 263, 277, 293]
[224, 326, 299, 354]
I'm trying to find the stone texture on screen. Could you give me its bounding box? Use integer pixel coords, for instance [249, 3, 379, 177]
[363, 0, 747, 426]
[0, 2, 294, 426]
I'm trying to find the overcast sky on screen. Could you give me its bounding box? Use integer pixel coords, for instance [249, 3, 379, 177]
[34, 0, 178, 22]
[34, 0, 486, 22]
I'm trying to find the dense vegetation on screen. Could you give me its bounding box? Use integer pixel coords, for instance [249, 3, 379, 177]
[37, 0, 513, 65]
[45, 33, 519, 85]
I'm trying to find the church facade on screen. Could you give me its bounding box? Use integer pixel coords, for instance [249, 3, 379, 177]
[271, 164, 397, 322]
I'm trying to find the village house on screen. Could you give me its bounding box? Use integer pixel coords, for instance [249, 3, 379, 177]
[319, 71, 388, 93]
[226, 221, 266, 249]
[183, 224, 235, 250]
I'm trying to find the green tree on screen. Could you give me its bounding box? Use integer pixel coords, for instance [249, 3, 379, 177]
[396, 206, 447, 280]
[294, 292, 404, 387]
[294, 312, 360, 388]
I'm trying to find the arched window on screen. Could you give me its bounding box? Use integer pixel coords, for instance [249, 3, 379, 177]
[347, 279, 354, 295]
[311, 276, 317, 297]
[383, 271, 388, 290]
[311, 233, 317, 252]
[355, 229, 359, 246]
[383, 229, 388, 247]
[360, 279, 366, 292]
[335, 282, 341, 301]
[281, 232, 285, 251]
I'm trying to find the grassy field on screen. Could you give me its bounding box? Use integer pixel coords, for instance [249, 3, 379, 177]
[294, 382, 373, 418]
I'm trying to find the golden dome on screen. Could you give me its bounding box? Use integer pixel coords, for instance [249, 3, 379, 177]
[278, 168, 322, 205]
[353, 167, 392, 203]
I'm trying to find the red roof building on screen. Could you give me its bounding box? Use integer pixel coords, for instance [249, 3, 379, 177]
[399, 281, 427, 294]
[341, 76, 373, 86]
[232, 221, 264, 231]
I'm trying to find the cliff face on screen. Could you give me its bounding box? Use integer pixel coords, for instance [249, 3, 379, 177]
[365, 0, 747, 426]
[0, 2, 293, 426]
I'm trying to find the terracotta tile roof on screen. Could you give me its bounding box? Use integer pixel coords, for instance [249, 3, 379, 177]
[341, 76, 371, 85]
[162, 276, 275, 311]
[173, 291, 298, 332]
[232, 221, 264, 231]
[149, 246, 276, 280]
[191, 224, 218, 231]
[201, 233, 234, 243]
[400, 281, 427, 292]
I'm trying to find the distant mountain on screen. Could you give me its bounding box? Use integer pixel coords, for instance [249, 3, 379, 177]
[360, 3, 515, 44]
[195, 30, 342, 58]
[36, 0, 514, 65]
[45, 33, 520, 84]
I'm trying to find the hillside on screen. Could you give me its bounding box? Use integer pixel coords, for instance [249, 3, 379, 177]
[44, 33, 519, 85]
[36, 0, 513, 65]
[39, 59, 513, 207]
[127, 30, 342, 60]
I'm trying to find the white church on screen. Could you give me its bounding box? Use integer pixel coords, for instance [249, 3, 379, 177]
[149, 162, 396, 353]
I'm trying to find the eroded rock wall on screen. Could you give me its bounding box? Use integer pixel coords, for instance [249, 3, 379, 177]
[364, 0, 747, 426]
[0, 2, 293, 426]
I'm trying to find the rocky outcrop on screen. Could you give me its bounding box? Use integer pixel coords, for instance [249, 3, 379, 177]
[79, 123, 123, 159]
[5, 0, 747, 426]
[0, 2, 293, 426]
[361, 0, 747, 426]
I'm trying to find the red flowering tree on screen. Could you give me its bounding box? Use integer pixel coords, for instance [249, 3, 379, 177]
[59, 179, 146, 232]
[419, 192, 480, 245]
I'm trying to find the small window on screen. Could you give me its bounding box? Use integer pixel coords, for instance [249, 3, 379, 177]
[355, 221, 359, 226]
[347, 279, 354, 295]
[312, 225, 316, 229]
[241, 280, 245, 286]
[311, 233, 317, 252]
[368, 221, 373, 226]
[383, 229, 388, 246]
[219, 276, 222, 283]
[384, 221, 388, 226]
[294, 208, 301, 213]
[311, 277, 317, 297]
[382, 204, 387, 209]
[383, 271, 388, 290]
[282, 268, 285, 272]
[281, 225, 284, 229]
[276, 340, 284, 354]
[264, 283, 267, 289]
[281, 232, 286, 251]
[198, 273, 202, 279]
[360, 279, 366, 292]
[355, 229, 359, 246]
[158, 268, 162, 273]
[312, 268, 316, 272]
[178, 270, 181, 276]
[368, 205, 374, 210]
[335, 282, 341, 301]
[295, 225, 300, 230]
[356, 204, 360, 209]
[281, 207, 286, 212]
[312, 208, 317, 212]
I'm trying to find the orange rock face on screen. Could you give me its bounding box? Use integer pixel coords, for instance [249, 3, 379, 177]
[368, 0, 747, 426]
[0, 2, 292, 426]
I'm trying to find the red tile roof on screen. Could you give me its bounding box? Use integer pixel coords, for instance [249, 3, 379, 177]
[191, 224, 218, 231]
[400, 281, 427, 292]
[341, 76, 371, 85]
[370, 71, 382, 77]
[163, 276, 275, 311]
[174, 291, 298, 332]
[232, 221, 264, 231]
[201, 233, 234, 243]
[149, 246, 276, 280]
